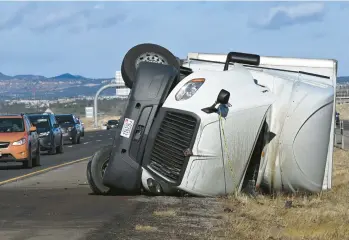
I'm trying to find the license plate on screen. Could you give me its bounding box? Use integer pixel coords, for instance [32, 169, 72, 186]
[120, 118, 134, 138]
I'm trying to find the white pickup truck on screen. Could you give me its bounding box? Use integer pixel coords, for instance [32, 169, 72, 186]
[87, 43, 337, 197]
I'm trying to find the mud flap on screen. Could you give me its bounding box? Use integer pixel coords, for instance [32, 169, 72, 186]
[102, 62, 180, 193]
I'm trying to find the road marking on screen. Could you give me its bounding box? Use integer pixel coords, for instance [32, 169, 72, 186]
[83, 142, 90, 144]
[0, 156, 91, 186]
[96, 140, 102, 142]
[99, 135, 103, 137]
[68, 145, 73, 148]
[109, 137, 113, 140]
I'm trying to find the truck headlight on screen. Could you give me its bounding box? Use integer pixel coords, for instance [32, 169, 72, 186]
[175, 78, 205, 101]
[13, 138, 26, 146]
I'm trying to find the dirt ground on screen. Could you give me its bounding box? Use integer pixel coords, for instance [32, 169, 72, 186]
[79, 115, 120, 131]
[336, 103, 349, 119]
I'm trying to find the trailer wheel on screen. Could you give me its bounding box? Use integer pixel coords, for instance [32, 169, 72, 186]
[121, 43, 180, 89]
[86, 145, 113, 195]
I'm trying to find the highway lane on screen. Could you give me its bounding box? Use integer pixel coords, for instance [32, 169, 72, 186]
[0, 129, 116, 183]
[0, 138, 221, 240]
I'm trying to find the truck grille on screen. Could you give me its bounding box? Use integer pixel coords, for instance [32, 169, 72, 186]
[0, 142, 10, 148]
[149, 111, 198, 182]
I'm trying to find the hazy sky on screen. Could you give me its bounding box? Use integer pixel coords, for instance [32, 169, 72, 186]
[0, 1, 348, 78]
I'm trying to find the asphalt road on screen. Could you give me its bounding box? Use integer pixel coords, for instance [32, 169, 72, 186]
[0, 129, 115, 183]
[0, 129, 222, 240]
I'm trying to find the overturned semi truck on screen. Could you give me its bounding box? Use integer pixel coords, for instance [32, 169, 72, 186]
[87, 43, 338, 196]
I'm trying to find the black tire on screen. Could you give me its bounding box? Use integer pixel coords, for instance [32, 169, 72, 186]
[72, 135, 77, 144]
[77, 135, 81, 144]
[23, 148, 33, 169]
[49, 141, 57, 155]
[86, 145, 113, 195]
[57, 137, 64, 154]
[121, 43, 180, 89]
[33, 146, 41, 167]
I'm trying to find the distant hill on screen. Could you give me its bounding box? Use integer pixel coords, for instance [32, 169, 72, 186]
[0, 72, 115, 100]
[0, 71, 348, 100]
[338, 76, 349, 83]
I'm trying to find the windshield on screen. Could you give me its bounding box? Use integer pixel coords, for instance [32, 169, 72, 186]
[0, 118, 25, 132]
[108, 120, 118, 125]
[56, 115, 74, 124]
[28, 116, 50, 133]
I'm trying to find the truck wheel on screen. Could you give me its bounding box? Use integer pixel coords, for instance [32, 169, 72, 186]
[87, 145, 113, 195]
[121, 43, 180, 89]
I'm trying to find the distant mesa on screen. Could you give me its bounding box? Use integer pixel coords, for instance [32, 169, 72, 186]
[0, 71, 348, 83]
[51, 73, 86, 80]
[0, 72, 113, 81]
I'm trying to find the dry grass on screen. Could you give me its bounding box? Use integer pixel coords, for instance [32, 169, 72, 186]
[336, 103, 349, 119]
[135, 225, 158, 232]
[153, 209, 177, 217]
[79, 115, 120, 131]
[220, 148, 349, 240]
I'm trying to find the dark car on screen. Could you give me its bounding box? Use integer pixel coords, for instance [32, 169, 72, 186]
[27, 113, 64, 155]
[76, 118, 85, 137]
[55, 114, 82, 144]
[106, 120, 119, 130]
[336, 111, 340, 126]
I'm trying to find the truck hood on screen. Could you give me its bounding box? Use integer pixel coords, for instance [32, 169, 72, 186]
[162, 67, 276, 127]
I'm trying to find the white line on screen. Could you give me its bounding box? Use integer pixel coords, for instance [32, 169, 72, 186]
[96, 140, 102, 142]
[83, 142, 90, 144]
[109, 137, 113, 140]
[99, 135, 103, 137]
[68, 145, 73, 148]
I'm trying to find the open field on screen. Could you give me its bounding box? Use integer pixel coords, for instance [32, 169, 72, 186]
[336, 103, 349, 119]
[80, 115, 121, 131]
[215, 147, 349, 240]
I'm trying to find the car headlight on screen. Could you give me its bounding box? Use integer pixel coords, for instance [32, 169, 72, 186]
[39, 131, 50, 137]
[175, 78, 205, 101]
[12, 138, 26, 146]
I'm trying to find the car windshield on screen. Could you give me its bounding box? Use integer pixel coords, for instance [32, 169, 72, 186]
[108, 120, 118, 125]
[56, 115, 74, 124]
[28, 116, 50, 133]
[0, 118, 25, 132]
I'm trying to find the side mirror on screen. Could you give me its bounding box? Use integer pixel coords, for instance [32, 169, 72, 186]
[202, 89, 231, 114]
[53, 123, 60, 128]
[217, 89, 230, 105]
[30, 126, 37, 132]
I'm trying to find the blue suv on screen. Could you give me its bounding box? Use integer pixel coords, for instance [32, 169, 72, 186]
[27, 113, 64, 154]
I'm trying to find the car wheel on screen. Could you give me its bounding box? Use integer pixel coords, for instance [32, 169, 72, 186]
[49, 141, 57, 155]
[33, 145, 41, 167]
[23, 148, 33, 169]
[72, 135, 77, 144]
[57, 137, 64, 154]
[121, 43, 180, 89]
[86, 145, 113, 195]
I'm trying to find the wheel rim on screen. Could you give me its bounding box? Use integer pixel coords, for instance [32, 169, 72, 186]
[101, 160, 109, 177]
[135, 52, 168, 69]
